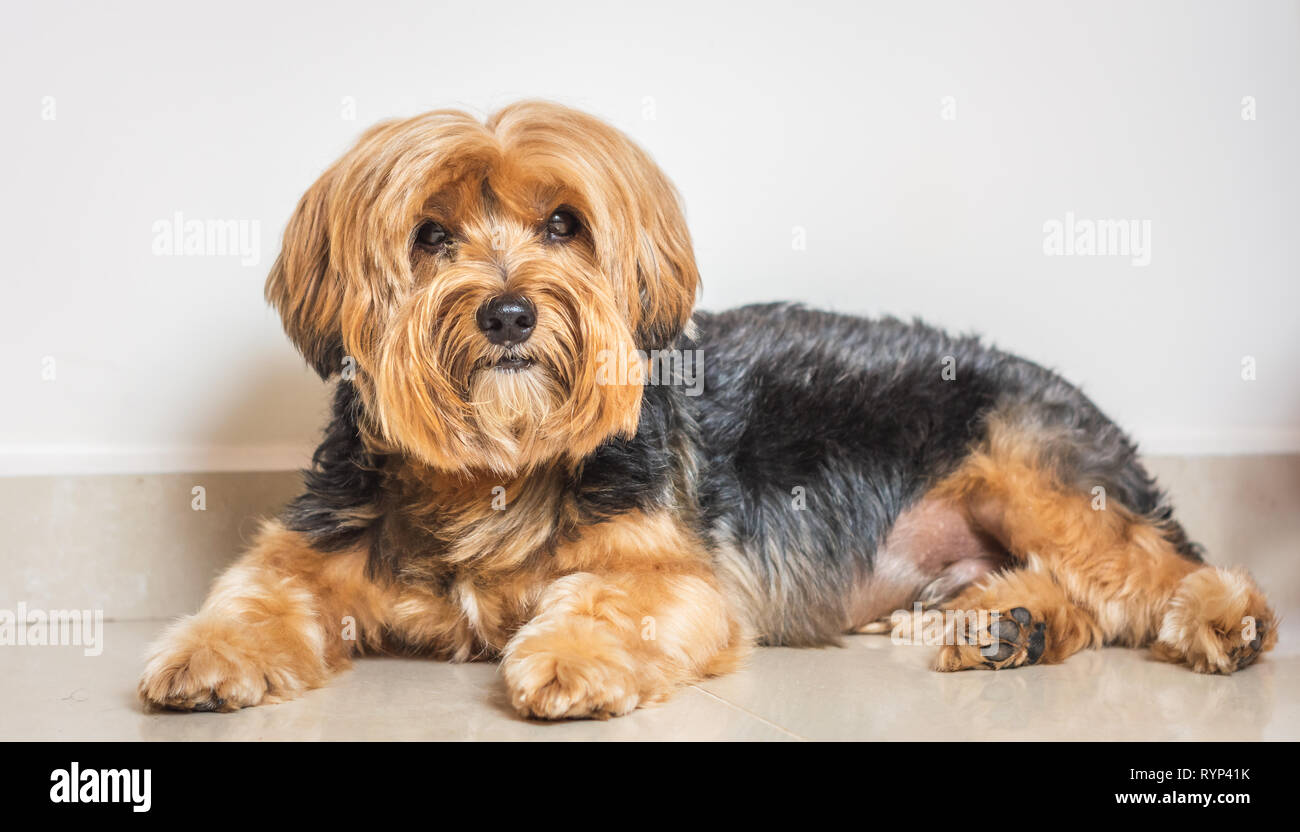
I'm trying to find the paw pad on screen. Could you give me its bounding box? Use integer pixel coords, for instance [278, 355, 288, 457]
[979, 607, 1046, 668]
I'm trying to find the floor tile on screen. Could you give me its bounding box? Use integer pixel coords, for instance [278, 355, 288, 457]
[0, 621, 792, 741]
[697, 617, 1300, 741]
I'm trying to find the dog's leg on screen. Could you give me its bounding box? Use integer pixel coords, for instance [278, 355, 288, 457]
[935, 566, 1103, 670]
[138, 521, 391, 711]
[502, 569, 746, 719]
[500, 510, 746, 719]
[931, 423, 1277, 673]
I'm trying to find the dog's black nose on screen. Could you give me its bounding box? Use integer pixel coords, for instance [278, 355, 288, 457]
[477, 294, 536, 346]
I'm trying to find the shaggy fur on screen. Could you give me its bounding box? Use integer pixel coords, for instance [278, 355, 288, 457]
[139, 101, 1276, 720]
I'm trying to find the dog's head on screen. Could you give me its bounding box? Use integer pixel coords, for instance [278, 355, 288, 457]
[266, 101, 698, 475]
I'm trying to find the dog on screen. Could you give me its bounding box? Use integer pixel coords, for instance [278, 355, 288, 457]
[139, 101, 1277, 719]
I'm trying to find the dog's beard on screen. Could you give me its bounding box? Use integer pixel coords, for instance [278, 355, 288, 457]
[467, 358, 563, 458]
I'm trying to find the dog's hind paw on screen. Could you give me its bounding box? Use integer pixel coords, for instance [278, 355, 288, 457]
[935, 606, 1047, 671]
[1151, 567, 1277, 674]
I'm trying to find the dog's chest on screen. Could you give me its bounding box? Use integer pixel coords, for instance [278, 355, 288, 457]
[374, 467, 572, 654]
[371, 451, 689, 655]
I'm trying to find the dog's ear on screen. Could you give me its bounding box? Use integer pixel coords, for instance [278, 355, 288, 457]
[265, 167, 345, 379]
[628, 166, 700, 351]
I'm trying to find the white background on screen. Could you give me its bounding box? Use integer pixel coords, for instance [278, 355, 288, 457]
[2, 0, 1297, 474]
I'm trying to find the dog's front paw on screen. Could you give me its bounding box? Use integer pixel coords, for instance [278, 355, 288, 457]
[138, 616, 320, 712]
[1152, 567, 1277, 674]
[502, 627, 642, 720]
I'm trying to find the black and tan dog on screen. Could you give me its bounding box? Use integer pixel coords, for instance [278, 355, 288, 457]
[139, 101, 1276, 719]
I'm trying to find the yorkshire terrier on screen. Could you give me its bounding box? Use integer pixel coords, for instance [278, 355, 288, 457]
[139, 101, 1276, 719]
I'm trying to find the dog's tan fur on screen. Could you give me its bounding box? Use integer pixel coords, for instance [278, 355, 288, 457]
[139, 511, 747, 717]
[930, 416, 1276, 672]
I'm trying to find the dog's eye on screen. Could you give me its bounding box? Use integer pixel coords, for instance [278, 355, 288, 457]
[546, 210, 579, 240]
[414, 221, 449, 250]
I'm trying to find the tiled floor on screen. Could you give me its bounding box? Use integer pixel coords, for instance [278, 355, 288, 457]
[3, 618, 1296, 741]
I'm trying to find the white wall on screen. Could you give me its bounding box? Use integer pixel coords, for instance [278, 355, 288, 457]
[2, 0, 1297, 474]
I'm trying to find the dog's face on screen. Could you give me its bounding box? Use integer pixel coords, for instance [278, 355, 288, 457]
[266, 101, 699, 475]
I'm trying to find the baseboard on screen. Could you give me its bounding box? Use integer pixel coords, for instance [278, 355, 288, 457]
[5, 429, 1300, 478]
[1134, 429, 1300, 457]
[2, 456, 1297, 621]
[0, 443, 317, 477]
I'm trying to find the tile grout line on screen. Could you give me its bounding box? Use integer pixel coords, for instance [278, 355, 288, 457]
[689, 685, 807, 741]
